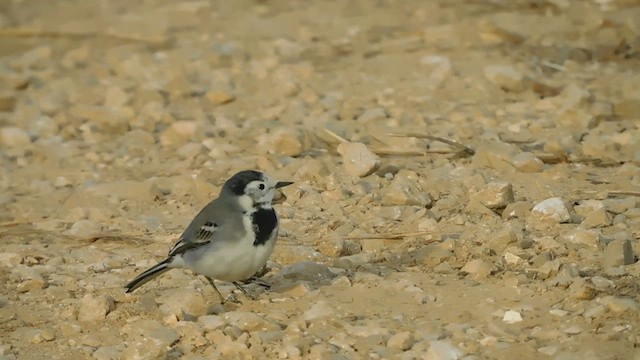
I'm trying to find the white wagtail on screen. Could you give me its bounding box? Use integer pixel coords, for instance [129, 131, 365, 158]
[124, 170, 293, 302]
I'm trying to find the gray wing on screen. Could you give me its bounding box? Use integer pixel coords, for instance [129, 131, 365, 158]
[167, 199, 226, 256]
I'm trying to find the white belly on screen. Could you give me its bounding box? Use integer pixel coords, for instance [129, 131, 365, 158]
[184, 231, 277, 281]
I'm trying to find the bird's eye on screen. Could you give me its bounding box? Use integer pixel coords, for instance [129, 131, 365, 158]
[258, 183, 265, 190]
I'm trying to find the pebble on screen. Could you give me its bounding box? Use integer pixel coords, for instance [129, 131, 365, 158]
[387, 331, 414, 351]
[104, 86, 129, 107]
[568, 278, 597, 300]
[509, 152, 544, 172]
[303, 301, 336, 322]
[460, 259, 492, 280]
[78, 294, 115, 323]
[315, 237, 347, 257]
[263, 128, 304, 157]
[562, 229, 599, 248]
[538, 346, 559, 356]
[603, 197, 637, 214]
[414, 246, 454, 268]
[563, 325, 583, 335]
[198, 315, 226, 332]
[357, 107, 387, 122]
[471, 181, 514, 209]
[590, 276, 614, 291]
[0, 253, 23, 267]
[0, 92, 16, 112]
[120, 338, 168, 360]
[502, 201, 532, 219]
[222, 312, 281, 332]
[171, 321, 207, 348]
[614, 99, 640, 120]
[531, 197, 571, 223]
[92, 346, 121, 360]
[122, 319, 179, 347]
[17, 278, 45, 293]
[599, 296, 639, 313]
[64, 220, 102, 238]
[583, 304, 606, 318]
[337, 141, 380, 177]
[205, 91, 235, 105]
[484, 65, 525, 92]
[502, 310, 523, 324]
[425, 341, 463, 360]
[158, 288, 210, 320]
[272, 261, 336, 284]
[381, 170, 432, 206]
[0, 127, 30, 148]
[602, 240, 635, 268]
[580, 207, 612, 228]
[272, 282, 312, 297]
[574, 200, 604, 217]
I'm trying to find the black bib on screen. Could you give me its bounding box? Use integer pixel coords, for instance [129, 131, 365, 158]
[252, 208, 277, 246]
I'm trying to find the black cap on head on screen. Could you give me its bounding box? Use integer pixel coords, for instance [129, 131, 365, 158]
[223, 170, 264, 195]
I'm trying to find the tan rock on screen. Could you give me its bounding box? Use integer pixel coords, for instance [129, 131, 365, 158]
[602, 240, 635, 268]
[78, 294, 115, 323]
[337, 141, 380, 177]
[471, 181, 514, 209]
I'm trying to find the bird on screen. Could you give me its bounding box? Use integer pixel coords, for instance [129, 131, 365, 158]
[124, 170, 293, 302]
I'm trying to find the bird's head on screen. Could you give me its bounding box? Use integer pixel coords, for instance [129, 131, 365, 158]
[222, 170, 293, 211]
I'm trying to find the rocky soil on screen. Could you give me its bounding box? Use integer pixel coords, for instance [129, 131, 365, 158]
[1, 0, 640, 359]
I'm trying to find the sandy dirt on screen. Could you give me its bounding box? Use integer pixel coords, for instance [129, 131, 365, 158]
[1, 0, 640, 359]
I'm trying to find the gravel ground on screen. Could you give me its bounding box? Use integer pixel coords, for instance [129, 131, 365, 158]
[1, 0, 640, 359]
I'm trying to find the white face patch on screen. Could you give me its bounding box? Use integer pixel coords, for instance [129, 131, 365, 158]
[241, 176, 278, 209]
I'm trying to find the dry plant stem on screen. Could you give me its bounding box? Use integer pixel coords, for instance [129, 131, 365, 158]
[387, 132, 476, 156]
[323, 128, 348, 143]
[370, 147, 458, 156]
[343, 231, 435, 240]
[607, 191, 640, 197]
[0, 27, 168, 45]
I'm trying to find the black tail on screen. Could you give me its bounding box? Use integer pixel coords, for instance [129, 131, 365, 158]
[124, 257, 173, 293]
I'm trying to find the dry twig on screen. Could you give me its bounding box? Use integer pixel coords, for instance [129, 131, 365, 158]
[387, 131, 476, 156]
[0, 27, 169, 45]
[344, 231, 435, 241]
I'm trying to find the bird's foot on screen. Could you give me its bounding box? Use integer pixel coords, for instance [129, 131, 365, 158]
[233, 282, 257, 301]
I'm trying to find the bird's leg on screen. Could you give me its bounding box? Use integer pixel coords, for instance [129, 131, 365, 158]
[233, 282, 256, 300]
[205, 276, 225, 304]
[245, 276, 271, 289]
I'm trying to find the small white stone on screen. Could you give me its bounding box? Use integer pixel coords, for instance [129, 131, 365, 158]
[510, 152, 544, 172]
[158, 287, 209, 320]
[532, 197, 570, 223]
[563, 325, 582, 334]
[337, 141, 380, 177]
[64, 220, 102, 238]
[303, 301, 336, 322]
[471, 181, 514, 209]
[549, 309, 568, 317]
[538, 346, 559, 356]
[78, 294, 115, 323]
[425, 340, 463, 360]
[0, 127, 30, 148]
[222, 312, 281, 332]
[386, 331, 414, 351]
[484, 65, 524, 92]
[0, 252, 23, 267]
[599, 296, 639, 313]
[502, 310, 523, 324]
[198, 315, 226, 332]
[503, 252, 522, 265]
[460, 259, 492, 280]
[121, 319, 179, 348]
[263, 128, 304, 157]
[92, 346, 121, 360]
